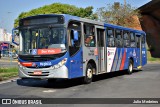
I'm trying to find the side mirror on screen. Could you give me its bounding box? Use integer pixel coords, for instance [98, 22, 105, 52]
[12, 28, 19, 45]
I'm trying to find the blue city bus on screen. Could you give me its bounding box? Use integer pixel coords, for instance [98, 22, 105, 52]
[12, 14, 147, 84]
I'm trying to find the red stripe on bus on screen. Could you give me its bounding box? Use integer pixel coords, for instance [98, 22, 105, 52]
[20, 62, 33, 67]
[120, 49, 126, 70]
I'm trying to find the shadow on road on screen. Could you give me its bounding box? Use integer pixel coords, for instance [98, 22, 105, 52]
[17, 70, 141, 89]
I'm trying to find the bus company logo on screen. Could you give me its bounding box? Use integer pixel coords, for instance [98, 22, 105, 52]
[32, 63, 36, 67]
[108, 51, 114, 56]
[40, 61, 52, 66]
[133, 50, 136, 57]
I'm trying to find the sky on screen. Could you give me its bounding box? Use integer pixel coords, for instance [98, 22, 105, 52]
[0, 0, 151, 33]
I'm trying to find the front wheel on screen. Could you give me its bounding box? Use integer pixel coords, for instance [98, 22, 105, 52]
[127, 60, 133, 74]
[83, 64, 93, 84]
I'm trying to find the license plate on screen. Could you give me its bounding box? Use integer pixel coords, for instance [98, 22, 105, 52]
[33, 71, 42, 75]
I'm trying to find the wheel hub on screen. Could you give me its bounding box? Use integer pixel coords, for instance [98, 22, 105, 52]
[87, 69, 92, 78]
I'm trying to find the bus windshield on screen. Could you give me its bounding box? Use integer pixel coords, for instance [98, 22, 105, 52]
[21, 27, 66, 54]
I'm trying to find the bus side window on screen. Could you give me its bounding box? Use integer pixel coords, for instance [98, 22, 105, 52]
[136, 35, 140, 48]
[107, 28, 115, 47]
[115, 29, 122, 47]
[123, 31, 130, 47]
[130, 32, 136, 47]
[84, 24, 95, 47]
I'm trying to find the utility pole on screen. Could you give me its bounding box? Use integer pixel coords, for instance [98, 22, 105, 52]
[124, 0, 126, 6]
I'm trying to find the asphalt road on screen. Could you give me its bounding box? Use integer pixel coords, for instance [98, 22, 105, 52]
[0, 63, 160, 107]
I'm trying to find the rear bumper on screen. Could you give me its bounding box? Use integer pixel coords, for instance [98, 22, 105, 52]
[18, 65, 68, 79]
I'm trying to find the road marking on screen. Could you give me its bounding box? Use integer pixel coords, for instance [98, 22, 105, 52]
[43, 90, 56, 93]
[72, 88, 77, 91]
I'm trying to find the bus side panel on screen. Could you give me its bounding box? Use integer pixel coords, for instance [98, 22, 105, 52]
[68, 48, 83, 79]
[108, 48, 128, 72]
[111, 48, 123, 72]
[118, 48, 133, 71]
[123, 48, 137, 70]
[109, 48, 140, 71]
[136, 48, 141, 67]
[114, 48, 123, 71]
[133, 48, 139, 68]
[142, 48, 147, 66]
[123, 48, 130, 70]
[107, 47, 117, 72]
[119, 48, 127, 71]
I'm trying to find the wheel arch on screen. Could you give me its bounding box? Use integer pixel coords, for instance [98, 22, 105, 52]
[87, 59, 97, 75]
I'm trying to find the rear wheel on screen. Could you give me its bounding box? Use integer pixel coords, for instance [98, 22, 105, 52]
[83, 64, 93, 84]
[127, 60, 133, 74]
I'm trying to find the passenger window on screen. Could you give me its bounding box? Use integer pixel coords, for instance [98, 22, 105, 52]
[123, 31, 130, 47]
[107, 28, 115, 47]
[142, 34, 146, 48]
[84, 24, 95, 47]
[130, 32, 136, 47]
[136, 35, 140, 48]
[115, 29, 122, 47]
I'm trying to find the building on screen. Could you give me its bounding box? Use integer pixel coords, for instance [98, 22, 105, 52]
[0, 28, 17, 57]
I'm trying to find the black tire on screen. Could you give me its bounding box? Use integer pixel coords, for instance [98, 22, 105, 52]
[21, 78, 27, 80]
[47, 79, 57, 83]
[83, 64, 93, 84]
[127, 60, 133, 74]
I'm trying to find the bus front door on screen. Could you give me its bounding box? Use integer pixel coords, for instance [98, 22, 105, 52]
[96, 27, 106, 73]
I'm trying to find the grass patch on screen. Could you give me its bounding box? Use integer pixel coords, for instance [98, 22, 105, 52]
[147, 51, 160, 62]
[0, 67, 18, 81]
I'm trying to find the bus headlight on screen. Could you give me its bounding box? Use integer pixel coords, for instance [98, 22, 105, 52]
[52, 58, 67, 69]
[18, 62, 26, 70]
[58, 58, 67, 67]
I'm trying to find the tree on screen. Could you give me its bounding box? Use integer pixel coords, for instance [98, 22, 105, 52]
[14, 3, 96, 27]
[96, 2, 141, 28]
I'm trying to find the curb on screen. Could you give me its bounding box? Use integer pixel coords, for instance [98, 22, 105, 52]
[147, 61, 160, 64]
[0, 77, 19, 85]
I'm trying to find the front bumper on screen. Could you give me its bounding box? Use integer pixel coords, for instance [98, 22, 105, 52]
[18, 65, 68, 79]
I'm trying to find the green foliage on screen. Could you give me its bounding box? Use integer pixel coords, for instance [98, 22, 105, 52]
[14, 3, 96, 27]
[0, 67, 18, 81]
[96, 2, 141, 28]
[147, 51, 160, 62]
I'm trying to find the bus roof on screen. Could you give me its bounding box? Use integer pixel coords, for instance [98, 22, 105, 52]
[104, 23, 145, 34]
[20, 14, 145, 34]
